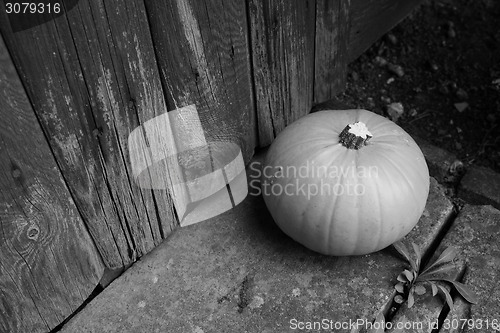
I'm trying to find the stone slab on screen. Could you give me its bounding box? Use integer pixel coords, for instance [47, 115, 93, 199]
[59, 153, 454, 333]
[439, 205, 500, 333]
[458, 166, 500, 210]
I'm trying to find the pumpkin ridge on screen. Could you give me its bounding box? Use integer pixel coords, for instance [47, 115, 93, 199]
[326, 160, 346, 254]
[376, 152, 425, 221]
[372, 176, 385, 252]
[384, 150, 426, 197]
[350, 152, 362, 254]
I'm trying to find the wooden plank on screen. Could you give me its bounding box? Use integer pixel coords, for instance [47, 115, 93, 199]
[248, 0, 316, 146]
[0, 35, 104, 333]
[144, 0, 256, 163]
[347, 0, 423, 62]
[314, 0, 351, 103]
[0, 0, 178, 268]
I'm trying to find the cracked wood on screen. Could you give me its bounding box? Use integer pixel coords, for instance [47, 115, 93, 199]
[0, 0, 177, 269]
[144, 0, 256, 163]
[0, 35, 104, 333]
[248, 0, 316, 147]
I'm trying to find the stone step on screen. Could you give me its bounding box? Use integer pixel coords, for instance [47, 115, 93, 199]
[440, 205, 500, 333]
[58, 136, 500, 333]
[458, 166, 500, 210]
[59, 151, 454, 333]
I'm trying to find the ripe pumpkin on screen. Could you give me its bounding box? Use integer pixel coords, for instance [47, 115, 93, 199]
[261, 109, 429, 256]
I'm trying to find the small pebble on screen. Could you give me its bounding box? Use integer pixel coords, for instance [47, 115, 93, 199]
[455, 142, 462, 150]
[408, 108, 418, 117]
[386, 102, 404, 122]
[448, 28, 456, 38]
[387, 63, 405, 77]
[386, 33, 398, 45]
[367, 97, 376, 109]
[374, 56, 388, 67]
[456, 88, 468, 101]
[439, 83, 450, 95]
[351, 71, 359, 81]
[447, 21, 456, 38]
[454, 102, 469, 113]
[428, 61, 439, 72]
[381, 96, 391, 104]
[386, 77, 395, 84]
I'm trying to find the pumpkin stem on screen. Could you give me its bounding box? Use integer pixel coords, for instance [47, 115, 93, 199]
[339, 122, 372, 149]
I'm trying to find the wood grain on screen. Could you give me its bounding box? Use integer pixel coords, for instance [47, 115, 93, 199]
[347, 0, 423, 61]
[144, 0, 256, 162]
[0, 0, 178, 269]
[314, 0, 351, 103]
[248, 0, 316, 147]
[0, 35, 104, 333]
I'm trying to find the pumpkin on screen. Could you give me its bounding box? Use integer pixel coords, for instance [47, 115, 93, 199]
[261, 109, 429, 256]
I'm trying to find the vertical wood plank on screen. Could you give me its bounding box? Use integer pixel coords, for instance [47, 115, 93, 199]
[0, 35, 104, 333]
[0, 0, 178, 268]
[144, 0, 256, 163]
[314, 0, 351, 103]
[248, 0, 316, 147]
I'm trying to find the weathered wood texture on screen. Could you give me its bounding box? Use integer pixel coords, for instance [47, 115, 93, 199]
[0, 0, 178, 269]
[0, 35, 104, 333]
[347, 0, 423, 61]
[144, 0, 256, 162]
[314, 0, 351, 103]
[248, 0, 316, 147]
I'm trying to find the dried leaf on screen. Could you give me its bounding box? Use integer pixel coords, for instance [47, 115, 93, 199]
[431, 282, 438, 296]
[422, 247, 458, 275]
[407, 288, 415, 308]
[395, 282, 405, 293]
[412, 242, 422, 271]
[403, 269, 414, 282]
[393, 241, 418, 271]
[397, 273, 408, 283]
[438, 285, 454, 310]
[414, 284, 426, 295]
[418, 262, 457, 281]
[439, 279, 479, 304]
[452, 282, 478, 304]
[391, 316, 407, 333]
[368, 313, 385, 333]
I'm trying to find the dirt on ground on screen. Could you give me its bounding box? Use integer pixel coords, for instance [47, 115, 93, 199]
[336, 0, 500, 173]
